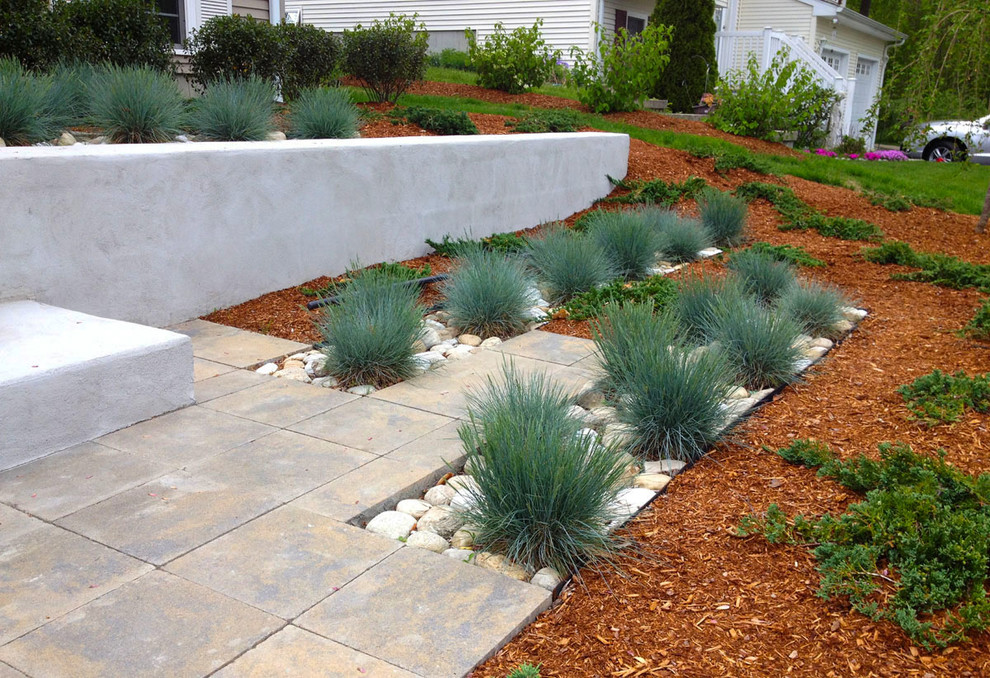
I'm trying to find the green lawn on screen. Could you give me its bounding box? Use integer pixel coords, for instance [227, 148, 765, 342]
[354, 83, 990, 216]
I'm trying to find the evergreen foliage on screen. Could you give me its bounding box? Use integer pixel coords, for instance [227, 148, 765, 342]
[648, 0, 718, 112]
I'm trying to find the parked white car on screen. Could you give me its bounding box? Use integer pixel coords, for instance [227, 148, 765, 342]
[903, 113, 990, 163]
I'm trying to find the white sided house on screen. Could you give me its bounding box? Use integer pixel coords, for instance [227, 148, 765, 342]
[290, 0, 903, 148]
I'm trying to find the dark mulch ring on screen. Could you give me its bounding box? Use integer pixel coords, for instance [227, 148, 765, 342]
[204, 125, 990, 677]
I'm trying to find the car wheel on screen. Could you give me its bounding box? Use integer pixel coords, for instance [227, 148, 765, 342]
[923, 138, 965, 161]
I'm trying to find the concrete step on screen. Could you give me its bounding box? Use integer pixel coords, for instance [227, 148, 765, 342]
[1, 301, 193, 470]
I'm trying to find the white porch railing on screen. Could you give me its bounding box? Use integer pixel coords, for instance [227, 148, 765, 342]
[714, 27, 856, 144]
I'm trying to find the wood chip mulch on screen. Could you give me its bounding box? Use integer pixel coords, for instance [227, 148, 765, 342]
[202, 116, 990, 676]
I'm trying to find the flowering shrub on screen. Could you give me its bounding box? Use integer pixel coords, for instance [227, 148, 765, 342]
[864, 149, 909, 161]
[814, 148, 836, 157]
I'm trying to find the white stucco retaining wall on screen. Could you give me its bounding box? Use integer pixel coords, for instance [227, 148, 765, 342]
[0, 133, 628, 327]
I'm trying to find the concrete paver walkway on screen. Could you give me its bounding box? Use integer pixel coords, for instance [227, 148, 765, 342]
[0, 321, 599, 678]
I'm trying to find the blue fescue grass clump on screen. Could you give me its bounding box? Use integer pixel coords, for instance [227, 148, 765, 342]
[672, 273, 746, 346]
[189, 76, 276, 141]
[443, 247, 533, 338]
[777, 279, 850, 339]
[87, 64, 186, 143]
[458, 364, 630, 575]
[593, 303, 734, 461]
[657, 215, 712, 263]
[726, 247, 797, 305]
[524, 225, 616, 304]
[710, 295, 803, 390]
[586, 209, 663, 280]
[315, 265, 423, 387]
[697, 187, 749, 247]
[289, 86, 360, 139]
[0, 57, 76, 144]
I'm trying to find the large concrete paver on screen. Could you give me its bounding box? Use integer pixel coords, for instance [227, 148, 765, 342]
[0, 662, 26, 677]
[297, 547, 551, 678]
[203, 378, 356, 428]
[385, 419, 466, 471]
[0, 521, 152, 645]
[194, 368, 268, 403]
[0, 441, 170, 520]
[0, 504, 47, 543]
[192, 357, 236, 382]
[185, 430, 375, 503]
[96, 405, 276, 467]
[493, 330, 596, 365]
[56, 471, 280, 565]
[214, 625, 418, 678]
[171, 319, 310, 368]
[0, 571, 282, 678]
[290, 398, 454, 455]
[167, 505, 400, 619]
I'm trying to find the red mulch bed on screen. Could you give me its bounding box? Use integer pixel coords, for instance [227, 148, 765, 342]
[202, 107, 990, 677]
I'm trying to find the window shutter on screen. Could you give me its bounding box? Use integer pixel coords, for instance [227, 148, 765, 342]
[200, 0, 232, 25]
[614, 9, 628, 33]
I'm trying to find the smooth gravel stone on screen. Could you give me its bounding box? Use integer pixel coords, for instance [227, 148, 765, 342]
[449, 527, 476, 549]
[634, 473, 671, 491]
[446, 475, 478, 494]
[810, 337, 834, 349]
[365, 511, 416, 540]
[727, 386, 750, 400]
[266, 130, 287, 141]
[417, 506, 464, 538]
[347, 384, 376, 395]
[479, 337, 502, 349]
[442, 548, 475, 563]
[832, 319, 854, 334]
[576, 383, 605, 409]
[395, 499, 431, 519]
[418, 326, 442, 349]
[842, 307, 868, 322]
[256, 363, 278, 375]
[405, 531, 448, 553]
[589, 406, 619, 426]
[450, 490, 477, 512]
[457, 334, 482, 347]
[804, 345, 829, 360]
[423, 484, 456, 506]
[531, 567, 563, 591]
[275, 367, 311, 383]
[644, 459, 686, 476]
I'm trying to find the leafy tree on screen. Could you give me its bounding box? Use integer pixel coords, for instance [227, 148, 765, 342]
[648, 0, 718, 112]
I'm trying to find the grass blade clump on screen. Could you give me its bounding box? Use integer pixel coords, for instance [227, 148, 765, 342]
[672, 273, 745, 345]
[443, 247, 533, 338]
[524, 226, 615, 304]
[594, 304, 733, 460]
[458, 364, 630, 575]
[47, 61, 94, 129]
[289, 87, 360, 139]
[587, 209, 663, 280]
[656, 216, 712, 263]
[0, 58, 72, 144]
[711, 296, 803, 390]
[88, 65, 186, 143]
[777, 279, 850, 339]
[726, 247, 797, 305]
[697, 188, 749, 247]
[316, 265, 423, 388]
[189, 77, 276, 141]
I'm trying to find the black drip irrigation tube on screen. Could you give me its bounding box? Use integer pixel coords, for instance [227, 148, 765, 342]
[305, 274, 450, 311]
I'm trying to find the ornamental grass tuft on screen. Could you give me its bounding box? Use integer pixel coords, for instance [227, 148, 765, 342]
[656, 215, 712, 263]
[594, 303, 734, 461]
[0, 58, 75, 145]
[458, 363, 630, 575]
[87, 64, 186, 143]
[289, 86, 360, 139]
[777, 279, 850, 339]
[587, 209, 663, 280]
[726, 247, 797, 305]
[442, 246, 533, 338]
[697, 187, 749, 247]
[524, 225, 616, 304]
[315, 265, 423, 388]
[189, 76, 276, 141]
[710, 295, 803, 390]
[672, 273, 746, 346]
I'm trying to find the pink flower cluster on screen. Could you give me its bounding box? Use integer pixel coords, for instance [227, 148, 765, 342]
[814, 148, 837, 157]
[863, 149, 909, 161]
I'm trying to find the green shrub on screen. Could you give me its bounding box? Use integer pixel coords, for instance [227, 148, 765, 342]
[741, 441, 990, 649]
[786, 213, 884, 241]
[55, 0, 173, 71]
[562, 276, 676, 321]
[187, 15, 282, 91]
[299, 262, 431, 298]
[604, 175, 707, 207]
[0, 0, 65, 71]
[506, 664, 541, 678]
[726, 248, 797, 305]
[777, 279, 849, 339]
[506, 108, 581, 133]
[897, 370, 990, 426]
[466, 20, 560, 94]
[672, 273, 744, 345]
[696, 188, 748, 247]
[428, 48, 472, 71]
[315, 264, 423, 388]
[587, 209, 663, 280]
[708, 50, 840, 148]
[865, 190, 912, 212]
[443, 248, 533, 338]
[277, 22, 340, 100]
[569, 22, 674, 113]
[87, 64, 185, 142]
[748, 242, 825, 268]
[594, 304, 733, 460]
[525, 226, 615, 304]
[861, 241, 990, 292]
[188, 76, 275, 141]
[964, 299, 990, 341]
[656, 215, 712, 263]
[289, 87, 359, 139]
[458, 364, 629, 574]
[690, 147, 773, 175]
[734, 181, 807, 217]
[861, 240, 922, 266]
[648, 0, 717, 112]
[0, 58, 72, 144]
[391, 105, 477, 135]
[711, 296, 802, 390]
[834, 135, 866, 155]
[343, 13, 428, 104]
[426, 232, 528, 257]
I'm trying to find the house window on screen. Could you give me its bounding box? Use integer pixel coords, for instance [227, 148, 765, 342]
[614, 10, 646, 37]
[855, 60, 873, 76]
[820, 48, 846, 75]
[156, 0, 184, 45]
